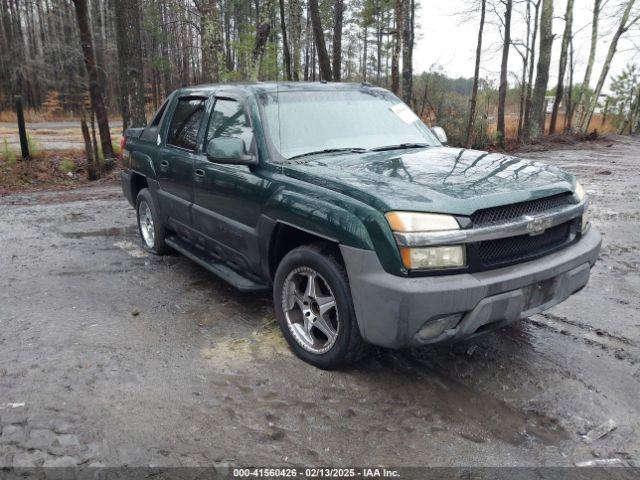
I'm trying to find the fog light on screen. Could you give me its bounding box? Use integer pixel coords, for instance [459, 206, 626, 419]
[416, 313, 463, 341]
[581, 211, 589, 233]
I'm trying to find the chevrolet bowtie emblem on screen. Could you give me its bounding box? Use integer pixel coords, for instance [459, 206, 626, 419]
[525, 215, 553, 235]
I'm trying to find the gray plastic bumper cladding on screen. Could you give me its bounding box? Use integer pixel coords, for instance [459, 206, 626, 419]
[340, 228, 602, 349]
[121, 171, 135, 207]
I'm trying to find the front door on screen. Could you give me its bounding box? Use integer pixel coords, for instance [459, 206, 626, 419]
[156, 96, 206, 233]
[192, 97, 269, 275]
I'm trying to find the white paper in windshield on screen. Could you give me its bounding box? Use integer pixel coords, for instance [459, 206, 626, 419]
[389, 103, 419, 124]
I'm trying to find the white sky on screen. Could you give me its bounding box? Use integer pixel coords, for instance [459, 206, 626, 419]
[413, 0, 640, 92]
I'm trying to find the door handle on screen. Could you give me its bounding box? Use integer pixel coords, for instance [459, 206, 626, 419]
[194, 169, 205, 177]
[160, 160, 169, 168]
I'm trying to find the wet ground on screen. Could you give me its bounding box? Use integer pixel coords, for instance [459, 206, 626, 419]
[1, 136, 639, 468]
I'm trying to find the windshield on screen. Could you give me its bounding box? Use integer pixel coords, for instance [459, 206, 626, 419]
[259, 89, 440, 160]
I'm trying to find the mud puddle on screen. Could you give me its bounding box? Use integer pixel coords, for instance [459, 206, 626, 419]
[58, 225, 138, 238]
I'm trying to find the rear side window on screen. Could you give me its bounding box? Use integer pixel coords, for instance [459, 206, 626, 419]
[167, 97, 206, 151]
[149, 98, 169, 127]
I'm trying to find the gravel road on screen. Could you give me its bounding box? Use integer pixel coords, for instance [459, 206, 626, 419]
[1, 137, 639, 468]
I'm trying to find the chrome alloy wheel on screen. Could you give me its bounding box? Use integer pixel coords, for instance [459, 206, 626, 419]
[281, 267, 339, 354]
[139, 201, 155, 248]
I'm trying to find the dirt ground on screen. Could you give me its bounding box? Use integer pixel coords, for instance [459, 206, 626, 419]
[0, 121, 122, 152]
[0, 136, 639, 468]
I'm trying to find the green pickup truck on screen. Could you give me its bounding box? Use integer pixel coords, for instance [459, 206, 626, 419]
[121, 82, 601, 369]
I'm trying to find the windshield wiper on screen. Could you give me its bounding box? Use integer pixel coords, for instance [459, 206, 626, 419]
[287, 147, 366, 161]
[369, 143, 430, 152]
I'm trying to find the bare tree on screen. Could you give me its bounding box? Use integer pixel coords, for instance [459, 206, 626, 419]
[279, 0, 292, 80]
[195, 0, 223, 83]
[529, 0, 554, 138]
[523, 0, 542, 141]
[391, 0, 403, 94]
[80, 109, 98, 180]
[251, 0, 275, 80]
[290, 0, 303, 80]
[564, 34, 576, 131]
[309, 0, 332, 81]
[465, 0, 486, 148]
[401, 0, 415, 105]
[72, 0, 114, 171]
[497, 0, 513, 146]
[515, 0, 532, 140]
[333, 0, 344, 81]
[580, 0, 638, 132]
[549, 0, 574, 134]
[576, 0, 602, 127]
[114, 0, 146, 130]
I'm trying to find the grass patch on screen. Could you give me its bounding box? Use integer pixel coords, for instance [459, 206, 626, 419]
[58, 159, 76, 173]
[27, 132, 39, 155]
[1, 138, 16, 166]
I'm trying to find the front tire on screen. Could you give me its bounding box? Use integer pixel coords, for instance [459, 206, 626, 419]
[273, 243, 367, 369]
[135, 188, 167, 255]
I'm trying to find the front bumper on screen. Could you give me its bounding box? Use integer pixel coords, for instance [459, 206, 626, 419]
[340, 227, 602, 348]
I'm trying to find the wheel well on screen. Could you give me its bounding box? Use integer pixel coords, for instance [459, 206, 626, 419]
[131, 173, 148, 200]
[268, 224, 343, 278]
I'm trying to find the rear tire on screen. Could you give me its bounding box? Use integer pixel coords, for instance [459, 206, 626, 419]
[135, 188, 168, 255]
[273, 243, 367, 369]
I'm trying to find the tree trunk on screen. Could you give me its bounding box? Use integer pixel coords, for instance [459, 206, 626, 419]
[251, 0, 275, 80]
[401, 0, 414, 106]
[580, 0, 637, 132]
[549, 0, 574, 134]
[529, 0, 554, 139]
[278, 0, 292, 80]
[390, 0, 402, 94]
[332, 0, 343, 81]
[376, 0, 382, 83]
[497, 0, 512, 146]
[576, 0, 602, 127]
[630, 85, 640, 135]
[290, 0, 302, 80]
[362, 22, 368, 82]
[114, 0, 146, 130]
[309, 0, 332, 81]
[81, 110, 98, 181]
[72, 0, 114, 171]
[197, 0, 223, 83]
[517, 0, 531, 140]
[564, 35, 575, 131]
[465, 0, 486, 148]
[523, 0, 542, 142]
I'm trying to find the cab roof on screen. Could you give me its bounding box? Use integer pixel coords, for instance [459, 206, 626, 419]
[173, 81, 385, 99]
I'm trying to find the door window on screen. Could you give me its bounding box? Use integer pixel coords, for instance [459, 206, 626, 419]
[167, 97, 206, 151]
[205, 99, 253, 151]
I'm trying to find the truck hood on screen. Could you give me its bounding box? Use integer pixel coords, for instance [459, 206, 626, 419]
[282, 146, 576, 216]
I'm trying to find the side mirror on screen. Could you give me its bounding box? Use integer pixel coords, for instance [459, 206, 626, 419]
[432, 126, 448, 145]
[206, 137, 257, 166]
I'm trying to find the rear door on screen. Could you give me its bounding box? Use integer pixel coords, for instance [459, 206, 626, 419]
[156, 96, 207, 232]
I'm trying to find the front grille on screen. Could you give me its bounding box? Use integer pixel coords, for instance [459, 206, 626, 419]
[471, 192, 573, 226]
[476, 222, 571, 266]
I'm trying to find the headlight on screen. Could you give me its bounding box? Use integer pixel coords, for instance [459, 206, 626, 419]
[574, 182, 586, 202]
[574, 182, 589, 232]
[385, 212, 466, 269]
[400, 245, 466, 269]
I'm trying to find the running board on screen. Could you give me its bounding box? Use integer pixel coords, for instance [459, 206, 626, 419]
[165, 235, 269, 293]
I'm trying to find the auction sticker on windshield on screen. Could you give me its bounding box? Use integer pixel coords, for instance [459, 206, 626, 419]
[389, 103, 419, 124]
